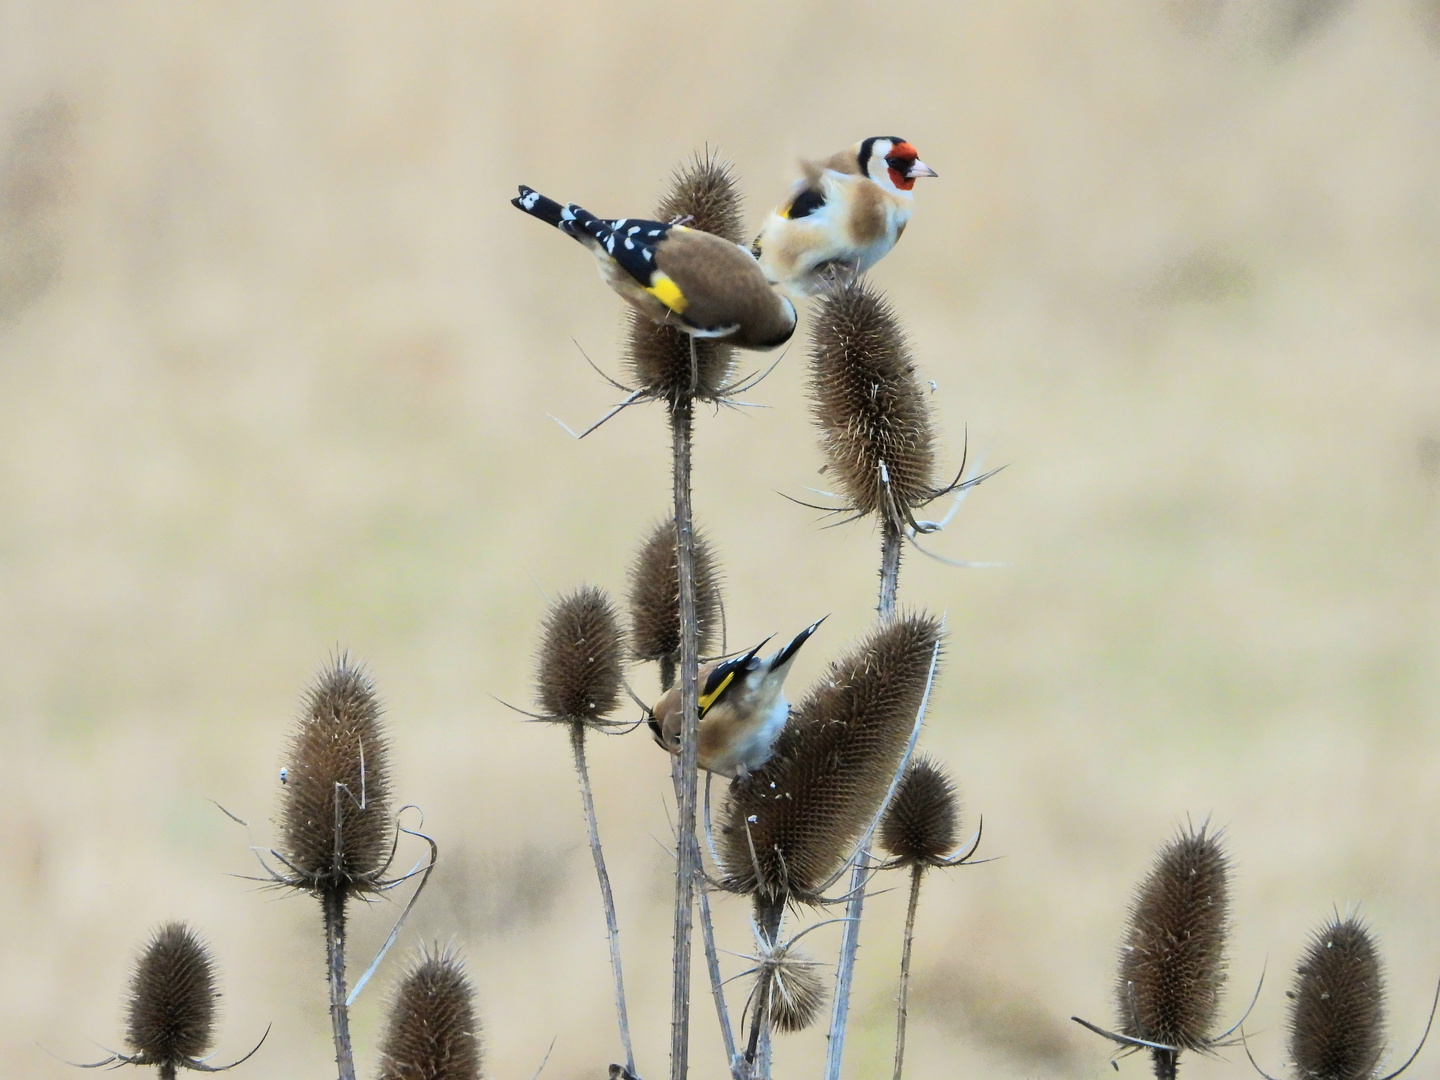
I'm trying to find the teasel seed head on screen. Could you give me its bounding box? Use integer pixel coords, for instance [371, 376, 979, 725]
[879, 756, 960, 867]
[377, 947, 482, 1080]
[1288, 915, 1386, 1080]
[534, 585, 626, 728]
[808, 279, 938, 523]
[124, 922, 219, 1069]
[1116, 823, 1231, 1054]
[627, 521, 723, 689]
[763, 944, 828, 1035]
[626, 150, 744, 402]
[277, 656, 393, 896]
[718, 613, 943, 902]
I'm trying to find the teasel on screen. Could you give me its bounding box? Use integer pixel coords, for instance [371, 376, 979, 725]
[376, 947, 482, 1080]
[74, 922, 266, 1077]
[1073, 822, 1248, 1080]
[628, 520, 725, 691]
[525, 586, 635, 1075]
[877, 758, 982, 1080]
[262, 658, 415, 1080]
[1244, 915, 1438, 1080]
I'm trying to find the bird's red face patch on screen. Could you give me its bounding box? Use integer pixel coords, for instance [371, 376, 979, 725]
[885, 142, 921, 191]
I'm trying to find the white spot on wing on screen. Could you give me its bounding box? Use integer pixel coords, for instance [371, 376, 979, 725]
[520, 190, 540, 210]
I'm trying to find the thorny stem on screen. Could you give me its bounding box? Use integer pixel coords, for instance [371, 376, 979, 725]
[158, 1065, 177, 1080]
[697, 843, 741, 1079]
[892, 864, 925, 1080]
[570, 722, 636, 1077]
[670, 370, 702, 1080]
[323, 888, 357, 1080]
[1152, 1048, 1179, 1080]
[825, 517, 905, 1080]
[744, 895, 787, 1078]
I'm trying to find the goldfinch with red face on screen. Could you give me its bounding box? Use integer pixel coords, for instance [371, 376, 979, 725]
[512, 186, 797, 350]
[649, 618, 826, 779]
[751, 137, 938, 296]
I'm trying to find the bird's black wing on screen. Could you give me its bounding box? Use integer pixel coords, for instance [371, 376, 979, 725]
[698, 638, 770, 716]
[783, 182, 827, 220]
[563, 210, 676, 289]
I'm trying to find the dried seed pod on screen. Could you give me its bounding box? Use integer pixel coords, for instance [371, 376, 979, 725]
[1288, 916, 1386, 1080]
[1116, 824, 1230, 1055]
[534, 585, 625, 727]
[719, 613, 943, 902]
[626, 151, 744, 401]
[277, 657, 393, 895]
[767, 946, 828, 1034]
[879, 757, 960, 867]
[808, 279, 937, 519]
[627, 521, 723, 689]
[377, 948, 482, 1080]
[125, 922, 219, 1068]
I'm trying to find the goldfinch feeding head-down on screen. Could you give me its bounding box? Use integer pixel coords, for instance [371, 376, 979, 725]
[751, 137, 937, 296]
[512, 186, 797, 351]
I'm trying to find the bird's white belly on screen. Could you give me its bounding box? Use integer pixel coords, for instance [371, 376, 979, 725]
[711, 697, 790, 777]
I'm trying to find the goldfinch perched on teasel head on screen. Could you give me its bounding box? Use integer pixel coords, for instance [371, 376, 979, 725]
[751, 137, 938, 296]
[512, 186, 797, 350]
[649, 618, 826, 779]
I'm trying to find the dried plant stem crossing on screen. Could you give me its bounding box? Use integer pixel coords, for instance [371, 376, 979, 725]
[323, 887, 357, 1080]
[825, 517, 905, 1080]
[670, 377, 702, 1080]
[570, 721, 636, 1077]
[892, 863, 924, 1080]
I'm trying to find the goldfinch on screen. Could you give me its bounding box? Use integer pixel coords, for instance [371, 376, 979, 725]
[751, 137, 938, 295]
[649, 618, 826, 779]
[512, 186, 797, 350]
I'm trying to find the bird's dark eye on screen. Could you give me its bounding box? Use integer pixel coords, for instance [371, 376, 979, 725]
[885, 156, 913, 172]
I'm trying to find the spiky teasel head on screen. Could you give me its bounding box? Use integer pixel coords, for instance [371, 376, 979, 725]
[1288, 916, 1386, 1080]
[879, 756, 960, 868]
[377, 947, 482, 1080]
[808, 279, 938, 527]
[627, 521, 723, 690]
[760, 942, 828, 1035]
[533, 585, 626, 729]
[1116, 823, 1231, 1058]
[718, 613, 943, 903]
[277, 657, 394, 897]
[626, 150, 744, 403]
[124, 922, 219, 1071]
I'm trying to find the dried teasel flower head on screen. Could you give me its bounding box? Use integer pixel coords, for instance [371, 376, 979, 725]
[277, 656, 393, 896]
[760, 942, 828, 1035]
[1288, 915, 1386, 1080]
[627, 521, 723, 690]
[124, 922, 219, 1070]
[377, 946, 482, 1080]
[1116, 822, 1231, 1059]
[808, 279, 939, 526]
[879, 756, 960, 867]
[534, 585, 625, 728]
[719, 613, 943, 902]
[626, 150, 744, 402]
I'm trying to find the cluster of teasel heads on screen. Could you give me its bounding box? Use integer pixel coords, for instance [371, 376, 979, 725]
[1073, 823, 1439, 1080]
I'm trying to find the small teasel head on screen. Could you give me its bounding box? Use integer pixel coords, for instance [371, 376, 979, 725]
[277, 656, 393, 896]
[1288, 915, 1386, 1080]
[764, 943, 828, 1035]
[124, 922, 219, 1071]
[719, 613, 943, 902]
[879, 756, 960, 868]
[627, 150, 744, 401]
[1116, 823, 1231, 1057]
[534, 585, 625, 728]
[808, 279, 937, 525]
[377, 946, 482, 1080]
[627, 521, 723, 690]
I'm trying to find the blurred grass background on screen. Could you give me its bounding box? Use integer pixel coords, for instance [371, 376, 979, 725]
[4, 1, 1440, 1077]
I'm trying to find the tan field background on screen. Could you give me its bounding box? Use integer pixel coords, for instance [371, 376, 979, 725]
[4, 1, 1440, 1077]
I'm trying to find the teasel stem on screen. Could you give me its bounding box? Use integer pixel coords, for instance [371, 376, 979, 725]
[744, 894, 788, 1076]
[323, 885, 356, 1080]
[697, 833, 741, 1079]
[892, 862, 924, 1080]
[823, 516, 905, 1080]
[570, 721, 636, 1077]
[669, 348, 701, 1080]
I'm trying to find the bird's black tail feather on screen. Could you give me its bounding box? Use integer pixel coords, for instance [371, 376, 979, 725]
[512, 185, 570, 228]
[772, 616, 828, 669]
[512, 185, 611, 245]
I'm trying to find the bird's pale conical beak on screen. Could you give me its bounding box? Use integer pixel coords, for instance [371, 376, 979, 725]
[907, 160, 938, 179]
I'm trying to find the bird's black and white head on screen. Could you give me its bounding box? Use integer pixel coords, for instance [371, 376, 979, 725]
[856, 137, 938, 194]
